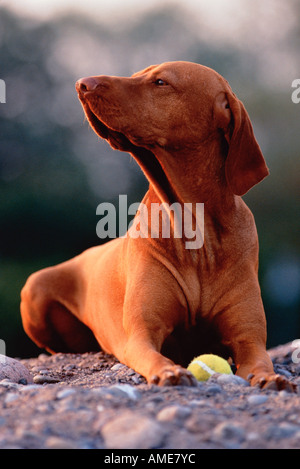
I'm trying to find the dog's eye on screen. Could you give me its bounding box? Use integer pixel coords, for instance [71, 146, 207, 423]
[154, 78, 167, 86]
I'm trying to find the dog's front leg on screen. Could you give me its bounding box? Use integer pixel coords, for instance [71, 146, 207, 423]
[213, 280, 296, 392]
[121, 271, 197, 386]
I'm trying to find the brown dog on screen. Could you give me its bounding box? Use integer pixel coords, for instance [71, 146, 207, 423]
[21, 61, 295, 391]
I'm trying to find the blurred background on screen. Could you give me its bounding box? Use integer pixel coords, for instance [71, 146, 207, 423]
[0, 0, 299, 357]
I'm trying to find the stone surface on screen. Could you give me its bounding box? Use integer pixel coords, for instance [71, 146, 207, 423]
[101, 412, 166, 449]
[0, 343, 299, 449]
[0, 356, 33, 384]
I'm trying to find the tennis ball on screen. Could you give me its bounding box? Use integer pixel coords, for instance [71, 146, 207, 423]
[187, 354, 233, 381]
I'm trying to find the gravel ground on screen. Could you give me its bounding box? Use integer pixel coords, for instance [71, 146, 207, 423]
[0, 342, 299, 450]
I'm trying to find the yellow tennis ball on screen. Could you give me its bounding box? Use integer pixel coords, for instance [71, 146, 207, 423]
[187, 354, 233, 381]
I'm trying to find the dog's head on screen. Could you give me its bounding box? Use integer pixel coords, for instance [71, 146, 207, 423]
[76, 61, 268, 197]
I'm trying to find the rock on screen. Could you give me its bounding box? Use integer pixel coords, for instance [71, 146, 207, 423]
[0, 379, 20, 389]
[18, 378, 28, 385]
[265, 422, 300, 440]
[31, 366, 47, 373]
[101, 412, 166, 449]
[19, 384, 40, 392]
[0, 345, 298, 449]
[216, 373, 249, 386]
[189, 399, 213, 407]
[131, 375, 142, 384]
[37, 369, 51, 375]
[185, 414, 219, 434]
[205, 384, 223, 395]
[111, 363, 125, 371]
[56, 388, 76, 400]
[156, 405, 192, 422]
[78, 361, 88, 368]
[33, 375, 60, 384]
[212, 421, 245, 443]
[247, 395, 268, 406]
[64, 364, 76, 371]
[110, 384, 141, 400]
[0, 356, 33, 384]
[4, 393, 19, 404]
[96, 384, 141, 401]
[44, 436, 78, 449]
[37, 353, 50, 362]
[273, 366, 292, 378]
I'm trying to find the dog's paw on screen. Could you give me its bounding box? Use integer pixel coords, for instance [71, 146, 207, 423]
[248, 372, 297, 393]
[149, 365, 198, 387]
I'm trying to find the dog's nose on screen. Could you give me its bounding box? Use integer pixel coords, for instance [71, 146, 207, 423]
[76, 77, 99, 93]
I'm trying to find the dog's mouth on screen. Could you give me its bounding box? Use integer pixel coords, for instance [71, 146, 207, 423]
[79, 98, 133, 152]
[79, 98, 176, 203]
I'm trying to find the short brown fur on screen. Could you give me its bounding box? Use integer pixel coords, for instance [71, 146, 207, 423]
[21, 61, 295, 391]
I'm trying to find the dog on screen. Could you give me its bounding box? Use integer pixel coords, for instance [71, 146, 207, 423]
[21, 61, 295, 391]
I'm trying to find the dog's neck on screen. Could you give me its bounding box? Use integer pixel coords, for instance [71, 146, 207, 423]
[150, 136, 235, 216]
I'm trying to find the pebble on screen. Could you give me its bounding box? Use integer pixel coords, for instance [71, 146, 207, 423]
[19, 384, 40, 392]
[64, 364, 76, 371]
[277, 390, 291, 400]
[110, 363, 125, 371]
[96, 384, 141, 401]
[38, 369, 51, 375]
[0, 379, 20, 389]
[31, 366, 46, 373]
[37, 354, 50, 361]
[274, 366, 292, 378]
[131, 375, 142, 384]
[247, 395, 268, 406]
[189, 399, 213, 407]
[112, 384, 141, 400]
[184, 412, 219, 434]
[0, 346, 298, 450]
[101, 412, 166, 449]
[156, 405, 192, 422]
[56, 388, 76, 400]
[216, 374, 249, 386]
[294, 376, 300, 387]
[15, 426, 43, 443]
[44, 436, 78, 449]
[265, 423, 300, 440]
[4, 393, 19, 404]
[205, 384, 222, 395]
[279, 423, 300, 437]
[18, 378, 29, 385]
[55, 397, 76, 413]
[0, 356, 33, 384]
[246, 431, 260, 442]
[78, 361, 88, 368]
[33, 375, 60, 384]
[212, 421, 245, 444]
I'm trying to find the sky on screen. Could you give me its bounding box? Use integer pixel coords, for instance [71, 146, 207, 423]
[0, 0, 226, 20]
[0, 0, 295, 47]
[1, 0, 296, 88]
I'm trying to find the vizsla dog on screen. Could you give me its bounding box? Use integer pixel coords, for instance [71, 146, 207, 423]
[21, 61, 295, 391]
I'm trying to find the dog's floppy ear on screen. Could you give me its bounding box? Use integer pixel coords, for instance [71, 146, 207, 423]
[215, 91, 269, 195]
